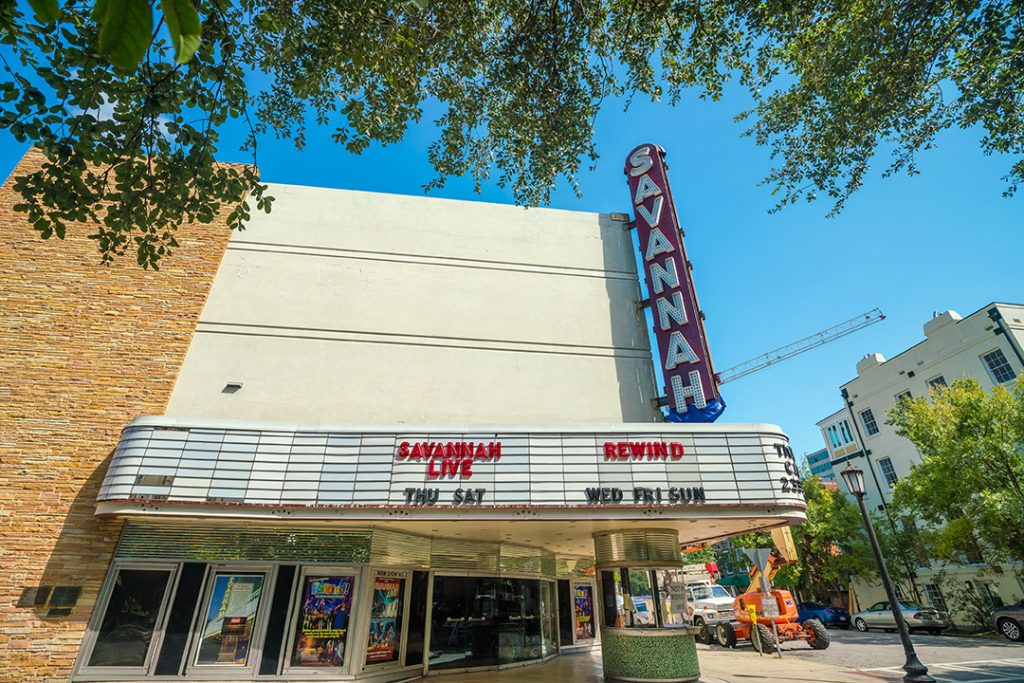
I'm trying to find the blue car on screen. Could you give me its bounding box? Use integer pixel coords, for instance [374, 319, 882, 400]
[797, 601, 851, 629]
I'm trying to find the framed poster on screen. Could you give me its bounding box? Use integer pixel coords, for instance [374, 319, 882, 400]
[574, 584, 594, 640]
[365, 574, 405, 665]
[289, 574, 355, 668]
[194, 573, 266, 667]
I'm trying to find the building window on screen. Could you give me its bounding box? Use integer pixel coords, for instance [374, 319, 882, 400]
[839, 420, 854, 444]
[927, 375, 947, 389]
[895, 390, 913, 403]
[877, 457, 898, 487]
[81, 564, 177, 673]
[826, 425, 841, 450]
[923, 584, 947, 612]
[600, 567, 688, 630]
[981, 349, 1016, 384]
[860, 409, 879, 436]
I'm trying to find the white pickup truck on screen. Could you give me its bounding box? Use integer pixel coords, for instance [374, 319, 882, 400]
[686, 581, 736, 643]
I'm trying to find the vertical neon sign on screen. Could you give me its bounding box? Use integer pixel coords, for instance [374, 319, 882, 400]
[625, 144, 724, 422]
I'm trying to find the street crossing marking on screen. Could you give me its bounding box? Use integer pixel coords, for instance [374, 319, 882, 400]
[861, 657, 1024, 683]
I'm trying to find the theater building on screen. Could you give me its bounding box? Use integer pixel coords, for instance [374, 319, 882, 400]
[0, 148, 805, 683]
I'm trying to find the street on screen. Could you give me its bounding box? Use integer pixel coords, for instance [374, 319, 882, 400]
[697, 628, 1024, 682]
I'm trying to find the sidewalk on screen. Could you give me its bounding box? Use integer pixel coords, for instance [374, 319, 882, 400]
[698, 646, 871, 682]
[435, 648, 876, 683]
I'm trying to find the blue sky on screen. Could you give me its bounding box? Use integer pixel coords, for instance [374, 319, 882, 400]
[2, 84, 1021, 455]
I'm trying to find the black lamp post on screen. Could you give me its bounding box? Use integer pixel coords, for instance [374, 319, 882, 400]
[841, 464, 935, 683]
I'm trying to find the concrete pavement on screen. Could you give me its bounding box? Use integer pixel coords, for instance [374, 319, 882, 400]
[434, 629, 1024, 682]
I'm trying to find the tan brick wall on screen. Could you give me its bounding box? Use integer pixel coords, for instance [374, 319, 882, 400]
[0, 149, 233, 682]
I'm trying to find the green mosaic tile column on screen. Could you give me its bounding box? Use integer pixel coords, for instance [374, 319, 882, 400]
[600, 630, 700, 682]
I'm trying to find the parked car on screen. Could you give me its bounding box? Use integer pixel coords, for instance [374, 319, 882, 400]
[852, 601, 948, 635]
[992, 600, 1024, 642]
[797, 601, 851, 629]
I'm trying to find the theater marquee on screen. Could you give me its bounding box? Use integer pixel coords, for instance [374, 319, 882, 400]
[95, 417, 805, 513]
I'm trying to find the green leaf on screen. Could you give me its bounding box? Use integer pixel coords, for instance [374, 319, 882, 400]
[159, 0, 202, 64]
[98, 0, 153, 70]
[90, 0, 108, 22]
[28, 0, 60, 23]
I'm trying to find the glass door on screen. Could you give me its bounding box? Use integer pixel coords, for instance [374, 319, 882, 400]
[428, 576, 498, 670]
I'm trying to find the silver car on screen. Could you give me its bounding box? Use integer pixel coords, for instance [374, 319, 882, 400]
[992, 600, 1023, 642]
[852, 600, 949, 635]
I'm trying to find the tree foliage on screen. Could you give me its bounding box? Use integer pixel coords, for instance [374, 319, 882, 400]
[789, 477, 876, 599]
[889, 377, 1024, 566]
[3, 0, 1022, 266]
[710, 478, 877, 600]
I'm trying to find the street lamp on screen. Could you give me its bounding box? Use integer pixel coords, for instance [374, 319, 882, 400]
[841, 464, 935, 683]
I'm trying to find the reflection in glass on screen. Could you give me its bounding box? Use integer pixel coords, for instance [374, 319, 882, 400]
[498, 578, 541, 663]
[366, 575, 405, 665]
[600, 569, 664, 628]
[655, 569, 688, 627]
[290, 575, 354, 668]
[195, 573, 264, 666]
[540, 581, 559, 657]
[428, 576, 498, 670]
[88, 569, 172, 668]
[429, 576, 560, 669]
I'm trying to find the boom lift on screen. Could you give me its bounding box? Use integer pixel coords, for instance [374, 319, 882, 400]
[745, 527, 800, 593]
[678, 310, 883, 650]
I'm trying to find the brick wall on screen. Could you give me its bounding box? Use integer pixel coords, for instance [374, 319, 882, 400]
[0, 149, 233, 682]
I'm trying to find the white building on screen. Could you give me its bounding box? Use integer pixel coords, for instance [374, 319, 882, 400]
[2, 144, 807, 683]
[816, 303, 1024, 619]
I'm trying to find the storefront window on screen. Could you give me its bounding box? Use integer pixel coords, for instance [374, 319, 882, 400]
[429, 576, 499, 670]
[573, 583, 595, 640]
[498, 578, 542, 663]
[289, 574, 354, 668]
[600, 568, 684, 629]
[366, 573, 405, 665]
[87, 567, 174, 668]
[195, 573, 265, 667]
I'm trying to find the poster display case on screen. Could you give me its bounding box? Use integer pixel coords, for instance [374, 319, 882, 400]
[573, 582, 595, 640]
[365, 571, 407, 665]
[285, 571, 356, 670]
[187, 566, 273, 676]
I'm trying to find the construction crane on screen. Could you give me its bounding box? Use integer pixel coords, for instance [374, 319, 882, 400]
[699, 310, 884, 598]
[716, 308, 885, 385]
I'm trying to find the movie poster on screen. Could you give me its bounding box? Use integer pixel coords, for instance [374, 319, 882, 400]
[290, 575, 354, 668]
[574, 585, 594, 640]
[365, 575, 404, 664]
[195, 574, 264, 666]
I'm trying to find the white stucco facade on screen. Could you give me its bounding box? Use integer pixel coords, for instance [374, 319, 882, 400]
[166, 183, 660, 425]
[825, 303, 1024, 511]
[816, 302, 1024, 620]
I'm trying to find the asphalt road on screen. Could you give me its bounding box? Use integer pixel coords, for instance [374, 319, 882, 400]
[701, 627, 1024, 682]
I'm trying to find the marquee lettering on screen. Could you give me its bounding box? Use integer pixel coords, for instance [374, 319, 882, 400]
[396, 441, 502, 479]
[625, 144, 723, 420]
